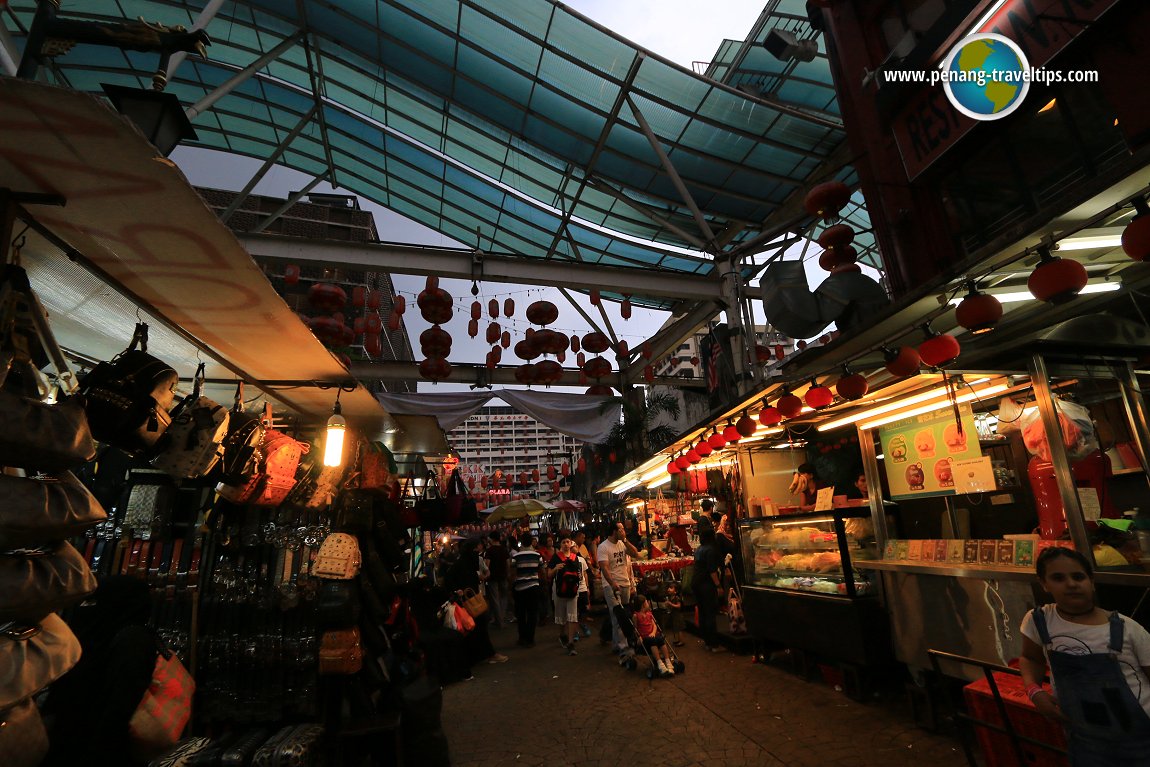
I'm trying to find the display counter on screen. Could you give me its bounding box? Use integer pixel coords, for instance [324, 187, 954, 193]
[738, 509, 891, 666]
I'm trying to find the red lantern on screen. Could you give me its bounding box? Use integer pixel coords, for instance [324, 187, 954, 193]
[532, 468, 540, 483]
[418, 358, 452, 382]
[368, 290, 383, 310]
[485, 350, 496, 370]
[480, 475, 488, 489]
[955, 283, 1003, 334]
[365, 314, 383, 334]
[836, 372, 869, 401]
[570, 334, 580, 353]
[685, 449, 701, 464]
[754, 345, 771, 363]
[805, 383, 834, 409]
[690, 356, 700, 366]
[485, 322, 500, 345]
[582, 332, 610, 353]
[723, 422, 742, 444]
[501, 331, 511, 349]
[392, 294, 404, 314]
[577, 458, 586, 473]
[352, 286, 366, 307]
[425, 275, 439, 291]
[590, 289, 601, 306]
[417, 288, 452, 324]
[1028, 249, 1088, 304]
[504, 298, 515, 317]
[353, 317, 366, 334]
[552, 481, 560, 494]
[817, 223, 855, 251]
[387, 311, 401, 331]
[468, 318, 479, 338]
[534, 359, 563, 385]
[667, 460, 681, 475]
[308, 316, 345, 345]
[1122, 201, 1150, 261]
[283, 264, 300, 284]
[561, 462, 570, 477]
[777, 393, 804, 419]
[492, 345, 503, 363]
[643, 365, 654, 383]
[470, 301, 482, 320]
[583, 356, 612, 379]
[759, 406, 782, 426]
[489, 298, 499, 318]
[675, 454, 691, 470]
[585, 384, 612, 395]
[420, 325, 452, 358]
[616, 340, 629, 358]
[518, 472, 527, 486]
[774, 344, 784, 361]
[736, 412, 757, 438]
[514, 363, 537, 384]
[696, 440, 712, 458]
[308, 283, 347, 313]
[526, 300, 558, 326]
[533, 329, 568, 355]
[918, 329, 961, 368]
[621, 297, 632, 320]
[803, 181, 851, 220]
[818, 244, 857, 272]
[364, 332, 382, 357]
[547, 465, 557, 481]
[884, 346, 921, 378]
[707, 429, 727, 450]
[577, 352, 587, 368]
[468, 476, 476, 490]
[515, 339, 541, 361]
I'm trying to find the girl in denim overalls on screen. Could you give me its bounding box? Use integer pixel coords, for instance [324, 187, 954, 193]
[1020, 547, 1150, 766]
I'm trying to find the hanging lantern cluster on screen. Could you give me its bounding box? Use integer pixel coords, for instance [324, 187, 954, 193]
[954, 281, 1003, 335]
[1122, 197, 1150, 261]
[815, 222, 858, 273]
[1028, 246, 1087, 304]
[803, 180, 852, 221]
[417, 276, 455, 382]
[305, 283, 354, 348]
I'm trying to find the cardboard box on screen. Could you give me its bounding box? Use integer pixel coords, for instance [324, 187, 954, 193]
[1014, 540, 1035, 568]
[947, 539, 965, 563]
[964, 539, 980, 563]
[996, 540, 1016, 566]
[908, 540, 923, 560]
[979, 540, 998, 565]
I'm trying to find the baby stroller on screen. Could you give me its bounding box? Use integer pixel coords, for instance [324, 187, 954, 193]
[613, 603, 686, 679]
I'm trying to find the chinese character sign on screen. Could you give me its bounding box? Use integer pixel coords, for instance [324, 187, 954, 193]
[879, 403, 982, 500]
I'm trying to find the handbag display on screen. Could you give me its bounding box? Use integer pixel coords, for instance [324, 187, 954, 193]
[217, 383, 264, 486]
[251, 723, 324, 767]
[0, 541, 98, 623]
[459, 587, 488, 619]
[78, 323, 178, 456]
[152, 363, 230, 480]
[0, 470, 107, 549]
[128, 645, 196, 762]
[444, 469, 477, 525]
[335, 489, 375, 533]
[122, 473, 176, 539]
[218, 405, 308, 507]
[358, 441, 397, 493]
[313, 533, 361, 580]
[147, 736, 212, 767]
[318, 627, 364, 675]
[0, 697, 49, 767]
[316, 581, 361, 628]
[0, 614, 82, 710]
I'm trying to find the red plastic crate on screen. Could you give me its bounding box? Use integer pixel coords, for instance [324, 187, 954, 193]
[963, 673, 1068, 767]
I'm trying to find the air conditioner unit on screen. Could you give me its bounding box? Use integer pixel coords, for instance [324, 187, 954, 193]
[762, 29, 818, 63]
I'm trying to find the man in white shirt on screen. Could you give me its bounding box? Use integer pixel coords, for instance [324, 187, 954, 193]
[597, 521, 640, 656]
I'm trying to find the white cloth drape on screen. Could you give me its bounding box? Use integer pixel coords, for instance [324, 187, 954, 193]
[376, 390, 620, 444]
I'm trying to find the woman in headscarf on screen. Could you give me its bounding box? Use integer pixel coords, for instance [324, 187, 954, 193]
[445, 539, 508, 665]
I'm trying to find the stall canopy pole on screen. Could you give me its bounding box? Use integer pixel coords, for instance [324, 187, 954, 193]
[858, 425, 889, 551]
[1030, 353, 1093, 560]
[1118, 361, 1150, 475]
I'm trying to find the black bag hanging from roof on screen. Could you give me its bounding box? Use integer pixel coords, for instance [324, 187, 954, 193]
[78, 322, 178, 456]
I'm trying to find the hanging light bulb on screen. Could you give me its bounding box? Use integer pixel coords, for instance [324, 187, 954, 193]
[324, 397, 347, 467]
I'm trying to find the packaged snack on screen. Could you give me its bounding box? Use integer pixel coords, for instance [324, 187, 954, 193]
[1014, 540, 1034, 568]
[979, 539, 997, 565]
[964, 540, 980, 563]
[947, 539, 965, 563]
[935, 540, 950, 561]
[996, 540, 1015, 566]
[908, 540, 923, 560]
[921, 540, 936, 562]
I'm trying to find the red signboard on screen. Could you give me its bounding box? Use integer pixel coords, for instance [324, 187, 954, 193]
[892, 0, 1120, 179]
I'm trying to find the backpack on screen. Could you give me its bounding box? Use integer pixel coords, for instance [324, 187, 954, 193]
[151, 363, 229, 480]
[218, 404, 308, 507]
[555, 558, 581, 599]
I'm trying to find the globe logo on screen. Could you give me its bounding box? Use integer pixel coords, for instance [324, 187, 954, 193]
[942, 33, 1030, 121]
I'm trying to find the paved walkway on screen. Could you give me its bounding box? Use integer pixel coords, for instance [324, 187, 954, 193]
[442, 619, 968, 767]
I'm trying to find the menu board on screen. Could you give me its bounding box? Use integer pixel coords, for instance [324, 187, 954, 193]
[879, 403, 982, 500]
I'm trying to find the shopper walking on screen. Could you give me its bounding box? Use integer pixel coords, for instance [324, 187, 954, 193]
[445, 540, 508, 665]
[509, 533, 544, 648]
[1020, 547, 1150, 765]
[549, 537, 583, 655]
[485, 531, 511, 627]
[692, 526, 726, 653]
[598, 521, 640, 656]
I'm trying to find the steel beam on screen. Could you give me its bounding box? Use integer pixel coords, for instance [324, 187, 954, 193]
[622, 300, 720, 384]
[250, 176, 326, 233]
[0, 16, 19, 77]
[346, 360, 693, 389]
[219, 107, 318, 223]
[165, 0, 227, 84]
[185, 33, 302, 119]
[238, 232, 722, 301]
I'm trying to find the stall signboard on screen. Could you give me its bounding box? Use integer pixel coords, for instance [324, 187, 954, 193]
[879, 403, 982, 500]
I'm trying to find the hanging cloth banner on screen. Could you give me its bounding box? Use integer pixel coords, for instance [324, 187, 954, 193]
[376, 390, 620, 445]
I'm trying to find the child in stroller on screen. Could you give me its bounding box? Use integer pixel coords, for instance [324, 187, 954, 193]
[618, 594, 684, 678]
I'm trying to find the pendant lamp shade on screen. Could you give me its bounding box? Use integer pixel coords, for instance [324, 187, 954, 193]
[777, 393, 803, 419]
[918, 328, 961, 368]
[884, 346, 920, 378]
[1028, 248, 1087, 304]
[955, 283, 1003, 334]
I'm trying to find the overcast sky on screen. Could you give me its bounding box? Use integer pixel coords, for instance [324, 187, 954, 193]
[172, 1, 841, 394]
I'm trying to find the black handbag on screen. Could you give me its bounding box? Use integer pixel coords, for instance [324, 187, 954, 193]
[0, 471, 107, 549]
[217, 382, 263, 485]
[78, 323, 178, 456]
[0, 542, 98, 623]
[317, 580, 361, 628]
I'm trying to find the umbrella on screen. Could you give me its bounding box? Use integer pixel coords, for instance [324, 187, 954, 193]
[554, 500, 585, 511]
[485, 498, 558, 522]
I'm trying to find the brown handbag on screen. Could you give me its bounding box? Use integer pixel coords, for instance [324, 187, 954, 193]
[0, 542, 97, 623]
[0, 471, 107, 549]
[460, 587, 488, 619]
[0, 393, 95, 472]
[0, 697, 50, 767]
[0, 614, 81, 710]
[318, 628, 363, 675]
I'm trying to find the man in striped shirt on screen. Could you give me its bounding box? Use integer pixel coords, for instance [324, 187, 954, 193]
[509, 533, 544, 648]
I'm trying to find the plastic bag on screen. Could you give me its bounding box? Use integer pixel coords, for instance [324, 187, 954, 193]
[1020, 397, 1098, 461]
[453, 602, 475, 635]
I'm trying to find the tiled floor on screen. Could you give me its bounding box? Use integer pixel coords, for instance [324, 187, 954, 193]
[441, 619, 969, 767]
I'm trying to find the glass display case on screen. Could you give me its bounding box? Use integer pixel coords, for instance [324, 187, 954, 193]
[739, 508, 879, 598]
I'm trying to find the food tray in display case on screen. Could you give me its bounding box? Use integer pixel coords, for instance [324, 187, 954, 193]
[738, 508, 879, 598]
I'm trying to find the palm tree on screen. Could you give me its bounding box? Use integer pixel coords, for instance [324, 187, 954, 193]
[595, 390, 681, 470]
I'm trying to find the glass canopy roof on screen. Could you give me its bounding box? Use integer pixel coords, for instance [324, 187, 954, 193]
[3, 0, 880, 296]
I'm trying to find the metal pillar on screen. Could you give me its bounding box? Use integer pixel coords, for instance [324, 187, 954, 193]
[1030, 353, 1093, 560]
[858, 425, 889, 551]
[717, 253, 750, 396]
[1118, 361, 1150, 475]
